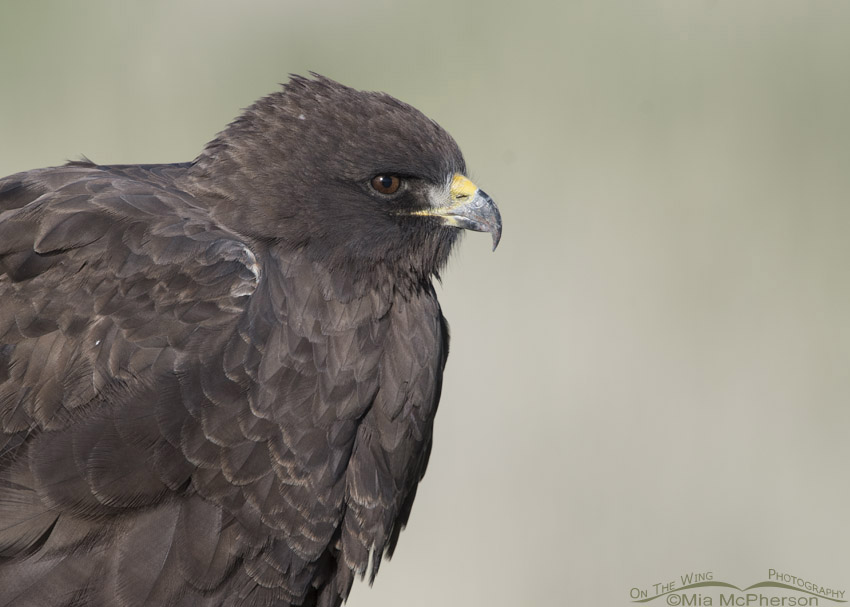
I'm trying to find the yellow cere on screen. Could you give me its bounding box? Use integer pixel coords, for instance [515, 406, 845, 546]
[412, 173, 480, 219]
[450, 174, 479, 202]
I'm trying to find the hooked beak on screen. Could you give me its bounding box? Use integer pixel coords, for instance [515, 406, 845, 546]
[415, 174, 502, 250]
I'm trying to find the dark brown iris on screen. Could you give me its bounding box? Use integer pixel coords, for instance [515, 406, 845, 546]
[370, 175, 401, 195]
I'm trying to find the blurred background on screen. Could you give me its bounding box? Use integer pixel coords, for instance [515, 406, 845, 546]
[2, 1, 849, 604]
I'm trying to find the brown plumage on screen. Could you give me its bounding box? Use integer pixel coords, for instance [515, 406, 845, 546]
[0, 74, 500, 606]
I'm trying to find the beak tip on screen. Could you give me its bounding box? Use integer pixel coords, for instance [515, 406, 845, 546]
[491, 229, 501, 251]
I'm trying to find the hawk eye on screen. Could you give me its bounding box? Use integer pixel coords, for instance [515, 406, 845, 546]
[370, 175, 401, 195]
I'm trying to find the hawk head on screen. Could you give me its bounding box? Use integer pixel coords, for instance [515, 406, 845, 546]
[190, 74, 501, 287]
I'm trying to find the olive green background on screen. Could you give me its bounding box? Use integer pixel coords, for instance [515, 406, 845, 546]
[2, 1, 849, 605]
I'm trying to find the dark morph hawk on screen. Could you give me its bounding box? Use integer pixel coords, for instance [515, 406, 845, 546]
[0, 74, 501, 606]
